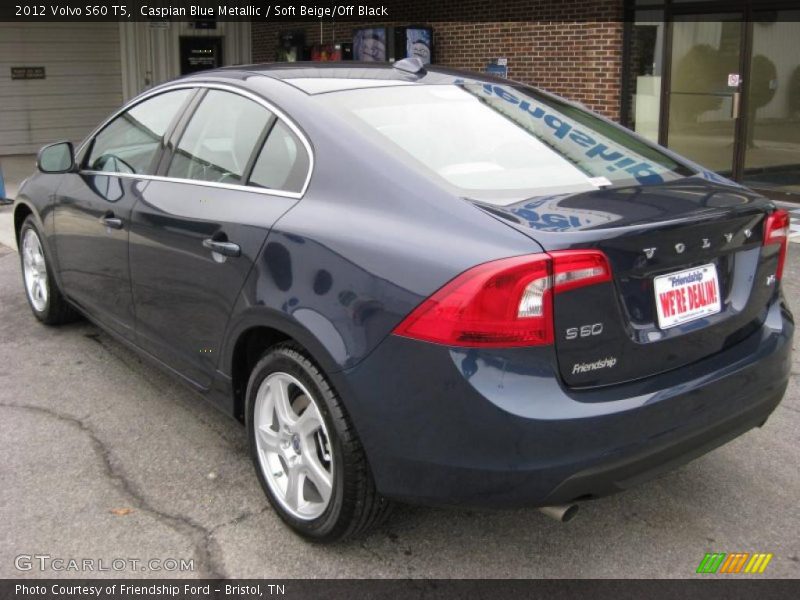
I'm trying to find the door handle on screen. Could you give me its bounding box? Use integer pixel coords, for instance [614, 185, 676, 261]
[731, 92, 742, 119]
[203, 238, 241, 258]
[101, 213, 123, 230]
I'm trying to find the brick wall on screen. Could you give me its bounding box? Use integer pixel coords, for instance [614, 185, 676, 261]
[251, 2, 625, 120]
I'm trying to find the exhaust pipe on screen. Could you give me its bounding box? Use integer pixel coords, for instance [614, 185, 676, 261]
[538, 504, 579, 522]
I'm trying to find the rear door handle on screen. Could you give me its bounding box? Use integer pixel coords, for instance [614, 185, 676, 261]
[101, 213, 123, 229]
[202, 238, 241, 258]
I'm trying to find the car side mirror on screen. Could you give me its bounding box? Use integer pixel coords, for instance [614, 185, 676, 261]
[37, 141, 75, 174]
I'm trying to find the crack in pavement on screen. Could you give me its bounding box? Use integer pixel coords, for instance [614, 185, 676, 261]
[209, 506, 271, 536]
[359, 539, 395, 570]
[779, 403, 800, 415]
[0, 401, 231, 578]
[201, 507, 272, 578]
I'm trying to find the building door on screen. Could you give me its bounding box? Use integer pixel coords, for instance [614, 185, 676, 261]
[740, 10, 800, 198]
[665, 14, 746, 178]
[119, 22, 252, 100]
[663, 8, 800, 200]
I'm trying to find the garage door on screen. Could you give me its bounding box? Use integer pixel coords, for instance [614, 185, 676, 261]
[0, 23, 123, 155]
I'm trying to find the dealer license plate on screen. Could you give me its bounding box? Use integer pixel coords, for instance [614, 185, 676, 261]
[654, 263, 721, 329]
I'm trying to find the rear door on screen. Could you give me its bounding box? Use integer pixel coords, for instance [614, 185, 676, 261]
[53, 88, 194, 339]
[129, 87, 311, 388]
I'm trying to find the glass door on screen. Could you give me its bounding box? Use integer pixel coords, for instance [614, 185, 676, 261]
[741, 11, 800, 197]
[665, 14, 745, 176]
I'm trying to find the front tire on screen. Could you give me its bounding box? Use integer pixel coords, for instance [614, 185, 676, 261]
[246, 343, 391, 542]
[19, 216, 79, 325]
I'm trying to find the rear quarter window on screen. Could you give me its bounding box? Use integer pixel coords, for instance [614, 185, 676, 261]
[248, 120, 310, 194]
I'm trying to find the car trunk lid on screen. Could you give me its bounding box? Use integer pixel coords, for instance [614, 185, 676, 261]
[472, 177, 779, 388]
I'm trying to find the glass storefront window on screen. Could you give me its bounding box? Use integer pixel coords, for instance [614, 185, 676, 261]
[742, 12, 800, 195]
[623, 2, 800, 198]
[666, 15, 743, 175]
[625, 10, 665, 143]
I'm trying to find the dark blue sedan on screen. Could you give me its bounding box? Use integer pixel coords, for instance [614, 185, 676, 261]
[13, 61, 793, 541]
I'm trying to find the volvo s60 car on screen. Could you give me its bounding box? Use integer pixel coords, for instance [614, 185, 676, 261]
[14, 61, 793, 541]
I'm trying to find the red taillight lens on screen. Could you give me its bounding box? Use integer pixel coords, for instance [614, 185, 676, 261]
[763, 209, 789, 281]
[393, 250, 611, 347]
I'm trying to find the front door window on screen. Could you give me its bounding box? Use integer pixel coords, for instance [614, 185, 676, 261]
[86, 89, 193, 175]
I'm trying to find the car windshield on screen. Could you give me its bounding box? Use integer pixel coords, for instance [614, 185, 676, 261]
[325, 83, 695, 205]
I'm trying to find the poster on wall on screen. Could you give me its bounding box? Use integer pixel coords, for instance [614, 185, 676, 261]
[277, 30, 305, 62]
[485, 58, 508, 78]
[311, 44, 343, 61]
[353, 28, 387, 61]
[403, 27, 432, 64]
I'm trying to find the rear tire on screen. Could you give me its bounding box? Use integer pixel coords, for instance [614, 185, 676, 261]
[19, 216, 79, 325]
[246, 343, 392, 542]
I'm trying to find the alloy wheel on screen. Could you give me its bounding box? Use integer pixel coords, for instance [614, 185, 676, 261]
[253, 372, 334, 520]
[21, 228, 49, 313]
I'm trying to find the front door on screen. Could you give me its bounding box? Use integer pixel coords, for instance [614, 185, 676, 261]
[665, 14, 745, 177]
[53, 173, 140, 338]
[53, 88, 194, 339]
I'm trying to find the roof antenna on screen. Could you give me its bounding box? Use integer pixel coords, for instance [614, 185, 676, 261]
[393, 57, 426, 75]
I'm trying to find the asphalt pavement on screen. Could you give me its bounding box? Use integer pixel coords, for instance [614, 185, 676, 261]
[0, 208, 798, 579]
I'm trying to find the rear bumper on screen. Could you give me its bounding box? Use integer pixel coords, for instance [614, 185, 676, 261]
[337, 299, 793, 508]
[540, 384, 784, 505]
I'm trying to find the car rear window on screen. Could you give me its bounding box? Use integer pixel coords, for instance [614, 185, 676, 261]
[325, 83, 694, 205]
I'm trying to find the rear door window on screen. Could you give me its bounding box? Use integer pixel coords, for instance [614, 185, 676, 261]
[168, 90, 272, 185]
[86, 89, 193, 175]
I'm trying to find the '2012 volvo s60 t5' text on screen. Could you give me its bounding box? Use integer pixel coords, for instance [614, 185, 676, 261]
[13, 59, 793, 541]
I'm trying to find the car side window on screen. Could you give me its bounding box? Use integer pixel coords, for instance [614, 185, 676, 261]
[86, 89, 192, 175]
[248, 120, 310, 194]
[168, 90, 272, 185]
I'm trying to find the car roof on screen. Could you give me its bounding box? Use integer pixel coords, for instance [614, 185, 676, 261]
[179, 62, 512, 94]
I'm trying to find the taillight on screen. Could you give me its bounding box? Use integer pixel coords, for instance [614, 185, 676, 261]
[393, 250, 611, 347]
[551, 250, 612, 293]
[763, 209, 789, 281]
